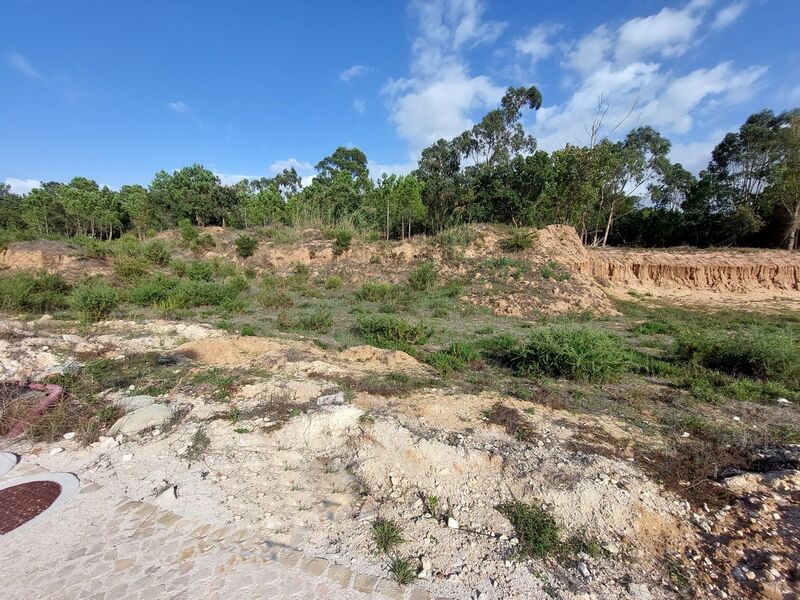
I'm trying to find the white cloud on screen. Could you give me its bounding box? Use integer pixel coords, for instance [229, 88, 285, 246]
[669, 128, 728, 175]
[4, 177, 41, 195]
[213, 172, 253, 185]
[7, 52, 42, 81]
[515, 23, 562, 64]
[712, 1, 747, 30]
[353, 98, 366, 113]
[615, 4, 704, 63]
[168, 100, 191, 114]
[384, 0, 506, 154]
[565, 25, 613, 74]
[339, 65, 369, 82]
[368, 160, 415, 180]
[269, 158, 314, 176]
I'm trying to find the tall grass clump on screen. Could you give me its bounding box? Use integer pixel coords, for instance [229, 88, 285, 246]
[330, 228, 353, 256]
[408, 261, 438, 291]
[71, 281, 118, 322]
[675, 328, 800, 386]
[500, 230, 535, 252]
[142, 239, 171, 265]
[504, 325, 632, 381]
[235, 234, 258, 258]
[357, 281, 396, 302]
[0, 271, 71, 313]
[356, 314, 432, 349]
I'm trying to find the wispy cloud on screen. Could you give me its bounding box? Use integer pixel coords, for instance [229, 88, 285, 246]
[712, 1, 748, 30]
[339, 64, 369, 82]
[7, 52, 43, 81]
[514, 23, 563, 65]
[353, 98, 366, 113]
[168, 100, 191, 114]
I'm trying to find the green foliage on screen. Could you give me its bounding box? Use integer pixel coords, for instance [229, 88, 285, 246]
[324, 275, 343, 289]
[142, 239, 171, 265]
[330, 228, 353, 255]
[408, 261, 438, 291]
[388, 557, 417, 585]
[0, 271, 70, 313]
[483, 257, 529, 278]
[675, 328, 800, 386]
[540, 260, 570, 281]
[356, 314, 432, 349]
[256, 288, 294, 309]
[500, 230, 535, 252]
[507, 325, 632, 381]
[71, 281, 118, 322]
[128, 275, 179, 306]
[372, 519, 404, 553]
[280, 307, 333, 333]
[496, 500, 561, 559]
[234, 234, 258, 258]
[357, 281, 396, 302]
[178, 218, 198, 242]
[113, 256, 150, 280]
[239, 325, 257, 336]
[186, 260, 214, 281]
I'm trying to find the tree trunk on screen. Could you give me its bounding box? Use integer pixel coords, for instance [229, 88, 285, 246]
[602, 200, 616, 247]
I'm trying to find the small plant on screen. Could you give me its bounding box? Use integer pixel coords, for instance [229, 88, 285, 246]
[71, 281, 118, 322]
[540, 260, 570, 281]
[483, 257, 529, 279]
[239, 325, 257, 336]
[185, 427, 211, 461]
[331, 228, 353, 256]
[192, 232, 216, 251]
[282, 307, 334, 333]
[357, 282, 396, 302]
[496, 500, 561, 559]
[372, 519, 405, 553]
[500, 230, 535, 252]
[421, 493, 439, 519]
[113, 256, 150, 280]
[187, 260, 214, 281]
[178, 218, 198, 242]
[142, 239, 171, 266]
[324, 275, 343, 289]
[408, 261, 438, 291]
[234, 234, 258, 258]
[257, 288, 294, 309]
[388, 556, 417, 585]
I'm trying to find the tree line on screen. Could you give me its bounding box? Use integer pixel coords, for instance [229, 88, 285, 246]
[1, 86, 798, 248]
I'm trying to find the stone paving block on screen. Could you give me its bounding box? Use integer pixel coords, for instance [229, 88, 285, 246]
[326, 564, 353, 588]
[279, 549, 303, 568]
[407, 587, 432, 600]
[300, 556, 329, 577]
[158, 512, 182, 528]
[376, 578, 406, 600]
[353, 573, 379, 594]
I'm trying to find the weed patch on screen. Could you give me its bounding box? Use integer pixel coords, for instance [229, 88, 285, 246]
[356, 314, 432, 350]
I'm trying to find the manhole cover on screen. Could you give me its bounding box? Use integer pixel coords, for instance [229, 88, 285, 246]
[0, 480, 63, 534]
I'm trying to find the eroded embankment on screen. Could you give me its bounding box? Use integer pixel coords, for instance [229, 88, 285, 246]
[578, 247, 800, 293]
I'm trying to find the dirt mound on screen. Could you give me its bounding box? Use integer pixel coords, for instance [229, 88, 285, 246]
[0, 240, 108, 278]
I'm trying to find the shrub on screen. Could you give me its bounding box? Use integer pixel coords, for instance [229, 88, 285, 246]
[426, 351, 467, 375]
[142, 239, 171, 266]
[357, 282, 396, 302]
[178, 218, 198, 242]
[445, 341, 481, 362]
[280, 307, 333, 333]
[72, 236, 108, 259]
[675, 328, 800, 386]
[192, 232, 216, 251]
[112, 233, 142, 257]
[128, 275, 180, 306]
[495, 500, 561, 559]
[435, 225, 474, 248]
[187, 260, 214, 281]
[71, 282, 118, 322]
[264, 225, 298, 244]
[330, 229, 353, 256]
[240, 325, 257, 336]
[508, 325, 631, 381]
[483, 257, 529, 279]
[0, 271, 70, 313]
[372, 519, 404, 553]
[408, 261, 438, 291]
[256, 288, 294, 309]
[324, 275, 343, 289]
[500, 230, 535, 252]
[356, 314, 432, 349]
[234, 234, 258, 258]
[113, 256, 150, 280]
[161, 280, 244, 310]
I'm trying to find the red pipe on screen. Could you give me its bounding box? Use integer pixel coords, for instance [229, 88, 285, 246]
[2, 381, 64, 439]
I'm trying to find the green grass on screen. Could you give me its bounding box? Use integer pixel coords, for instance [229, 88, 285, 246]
[280, 306, 334, 333]
[357, 282, 397, 303]
[482, 257, 529, 279]
[388, 556, 417, 585]
[495, 500, 561, 559]
[408, 261, 438, 291]
[0, 270, 71, 313]
[71, 281, 118, 322]
[372, 519, 404, 553]
[234, 234, 258, 258]
[499, 230, 535, 252]
[356, 314, 432, 350]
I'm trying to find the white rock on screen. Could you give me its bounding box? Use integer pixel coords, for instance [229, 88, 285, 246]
[578, 562, 590, 578]
[63, 432, 76, 440]
[122, 453, 133, 462]
[447, 517, 459, 529]
[49, 447, 64, 455]
[113, 395, 156, 412]
[733, 416, 741, 421]
[681, 432, 691, 438]
[627, 583, 653, 600]
[317, 391, 346, 406]
[108, 404, 172, 435]
[777, 398, 791, 404]
[128, 384, 135, 391]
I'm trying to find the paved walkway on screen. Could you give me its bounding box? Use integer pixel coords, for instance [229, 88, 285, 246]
[0, 460, 431, 600]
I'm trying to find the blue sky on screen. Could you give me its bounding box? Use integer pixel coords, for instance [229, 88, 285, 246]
[3, 0, 799, 194]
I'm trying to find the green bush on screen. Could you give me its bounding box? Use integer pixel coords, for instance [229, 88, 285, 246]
[142, 239, 171, 266]
[128, 275, 179, 306]
[356, 314, 432, 349]
[113, 256, 150, 280]
[280, 307, 333, 333]
[426, 351, 467, 375]
[192, 232, 216, 251]
[357, 281, 396, 302]
[331, 229, 353, 256]
[187, 260, 214, 281]
[408, 261, 438, 291]
[240, 325, 257, 336]
[324, 275, 343, 289]
[675, 328, 800, 386]
[71, 282, 118, 322]
[500, 230, 535, 252]
[0, 271, 70, 313]
[632, 320, 677, 335]
[111, 233, 142, 257]
[178, 218, 198, 242]
[508, 325, 631, 381]
[160, 280, 245, 310]
[256, 288, 294, 309]
[496, 500, 561, 559]
[234, 234, 258, 258]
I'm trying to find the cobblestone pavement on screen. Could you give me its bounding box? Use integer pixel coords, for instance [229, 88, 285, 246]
[0, 460, 431, 600]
